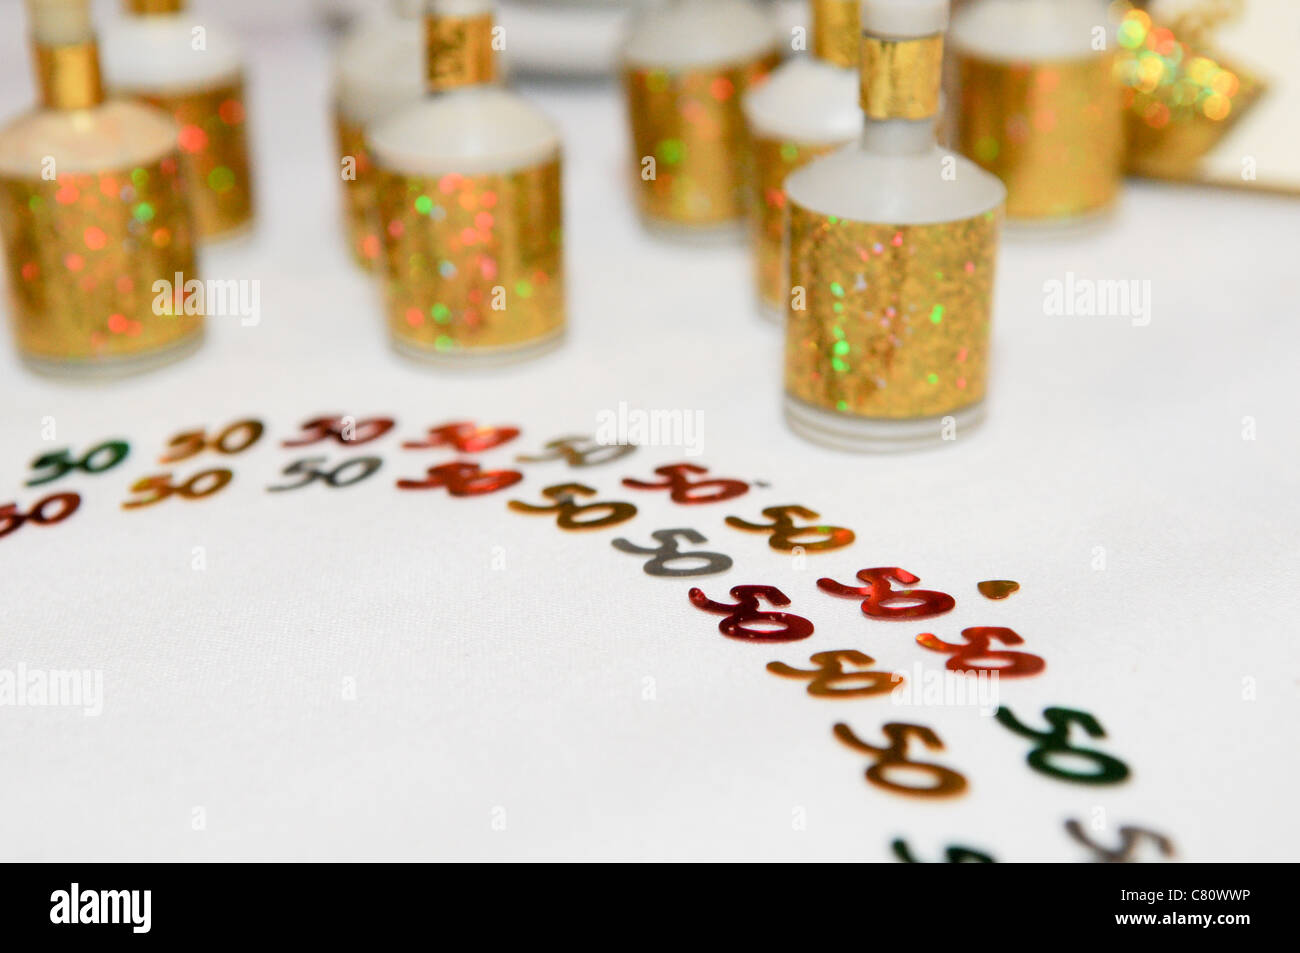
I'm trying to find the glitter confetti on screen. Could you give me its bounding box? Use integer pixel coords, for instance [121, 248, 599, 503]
[376, 157, 564, 358]
[623, 52, 778, 228]
[0, 154, 201, 365]
[955, 53, 1123, 220]
[785, 206, 1000, 420]
[134, 79, 254, 238]
[978, 579, 1020, 599]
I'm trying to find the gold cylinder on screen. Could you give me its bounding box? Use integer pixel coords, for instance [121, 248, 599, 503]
[0, 152, 203, 367]
[750, 137, 838, 313]
[859, 35, 944, 120]
[134, 78, 254, 238]
[623, 51, 779, 229]
[35, 41, 104, 110]
[811, 0, 860, 69]
[375, 156, 565, 360]
[955, 51, 1124, 220]
[785, 204, 1001, 420]
[425, 11, 498, 94]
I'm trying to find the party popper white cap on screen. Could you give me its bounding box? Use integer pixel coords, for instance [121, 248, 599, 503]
[25, 0, 93, 45]
[860, 0, 948, 37]
[427, 0, 493, 16]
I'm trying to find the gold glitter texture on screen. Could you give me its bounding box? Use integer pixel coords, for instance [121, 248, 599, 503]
[956, 52, 1124, 220]
[425, 12, 497, 93]
[751, 136, 837, 311]
[812, 0, 860, 69]
[860, 35, 944, 120]
[1115, 5, 1264, 180]
[136, 78, 254, 238]
[376, 156, 564, 357]
[624, 52, 779, 227]
[785, 204, 1000, 419]
[335, 112, 379, 269]
[0, 154, 202, 364]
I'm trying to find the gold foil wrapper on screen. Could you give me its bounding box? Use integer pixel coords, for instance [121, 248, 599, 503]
[1115, 5, 1264, 180]
[128, 0, 184, 12]
[785, 203, 1001, 420]
[35, 42, 104, 111]
[812, 0, 860, 69]
[955, 52, 1124, 220]
[137, 78, 254, 238]
[0, 152, 203, 364]
[623, 51, 780, 228]
[335, 111, 380, 269]
[425, 12, 498, 93]
[860, 35, 944, 120]
[375, 156, 565, 358]
[750, 135, 839, 311]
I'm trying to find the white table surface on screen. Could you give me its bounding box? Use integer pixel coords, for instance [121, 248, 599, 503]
[0, 5, 1297, 861]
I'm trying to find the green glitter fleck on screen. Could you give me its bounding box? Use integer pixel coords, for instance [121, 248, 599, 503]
[431, 303, 451, 324]
[515, 280, 533, 299]
[435, 335, 455, 352]
[830, 282, 844, 297]
[415, 195, 433, 215]
[658, 139, 685, 165]
[133, 202, 155, 222]
[131, 168, 148, 188]
[930, 304, 944, 324]
[780, 143, 799, 163]
[832, 357, 849, 373]
[927, 372, 939, 384]
[833, 340, 850, 356]
[975, 137, 999, 162]
[208, 166, 235, 192]
[836, 400, 848, 411]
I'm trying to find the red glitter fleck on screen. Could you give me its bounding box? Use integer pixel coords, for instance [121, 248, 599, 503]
[218, 98, 245, 125]
[178, 124, 208, 154]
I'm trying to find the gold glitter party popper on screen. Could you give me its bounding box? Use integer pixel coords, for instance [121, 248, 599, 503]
[621, 0, 780, 239]
[333, 0, 425, 269]
[1113, 0, 1264, 182]
[0, 0, 203, 375]
[368, 0, 564, 364]
[783, 0, 1005, 451]
[742, 0, 862, 320]
[949, 0, 1124, 224]
[100, 0, 254, 240]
